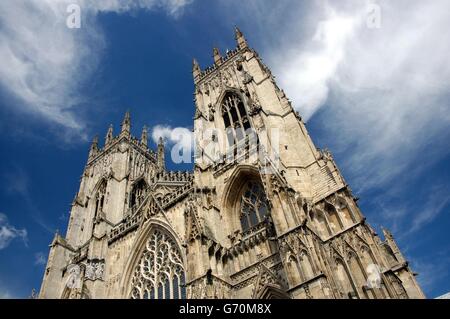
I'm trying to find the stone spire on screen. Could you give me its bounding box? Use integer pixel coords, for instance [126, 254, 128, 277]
[141, 125, 148, 147]
[213, 47, 222, 66]
[157, 137, 165, 171]
[121, 111, 131, 137]
[382, 227, 405, 263]
[192, 58, 201, 82]
[88, 135, 99, 159]
[105, 124, 113, 145]
[235, 26, 248, 50]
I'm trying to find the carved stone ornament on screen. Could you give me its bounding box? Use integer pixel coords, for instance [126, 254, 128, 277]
[243, 71, 253, 84]
[208, 103, 215, 121]
[84, 259, 105, 281]
[119, 141, 129, 153]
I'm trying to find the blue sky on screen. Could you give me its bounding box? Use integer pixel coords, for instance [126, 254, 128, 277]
[0, 0, 449, 298]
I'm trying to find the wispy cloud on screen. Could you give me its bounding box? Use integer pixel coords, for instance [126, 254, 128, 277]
[0, 213, 27, 250]
[34, 252, 47, 266]
[2, 166, 54, 233]
[409, 188, 450, 234]
[274, 4, 362, 120]
[262, 0, 450, 190]
[409, 248, 450, 297]
[0, 0, 193, 140]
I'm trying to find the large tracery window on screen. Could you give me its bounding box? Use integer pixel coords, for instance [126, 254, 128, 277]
[222, 92, 251, 145]
[239, 181, 270, 232]
[130, 229, 186, 299]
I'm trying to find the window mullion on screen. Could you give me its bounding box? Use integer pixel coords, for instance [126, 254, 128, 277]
[226, 107, 237, 146]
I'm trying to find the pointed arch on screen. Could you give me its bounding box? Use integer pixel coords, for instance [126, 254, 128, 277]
[309, 209, 331, 238]
[298, 249, 314, 281]
[239, 180, 270, 232]
[335, 196, 356, 227]
[347, 251, 367, 297]
[334, 258, 357, 299]
[130, 178, 148, 211]
[324, 202, 343, 233]
[91, 178, 107, 222]
[220, 91, 253, 146]
[255, 285, 291, 299]
[286, 252, 302, 285]
[252, 264, 289, 299]
[120, 219, 186, 299]
[222, 165, 269, 233]
[388, 273, 409, 299]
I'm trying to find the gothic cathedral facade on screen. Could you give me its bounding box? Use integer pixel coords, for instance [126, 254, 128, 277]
[39, 29, 425, 299]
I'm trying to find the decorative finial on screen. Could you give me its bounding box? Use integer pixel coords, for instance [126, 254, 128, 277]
[105, 124, 113, 145]
[382, 227, 393, 239]
[235, 26, 248, 49]
[121, 110, 131, 136]
[88, 135, 99, 158]
[192, 58, 201, 81]
[213, 47, 222, 65]
[157, 137, 165, 171]
[141, 125, 148, 147]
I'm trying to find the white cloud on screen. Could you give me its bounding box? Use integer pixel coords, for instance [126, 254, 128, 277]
[275, 6, 362, 120]
[152, 124, 193, 150]
[34, 252, 47, 266]
[0, 0, 193, 139]
[152, 125, 194, 164]
[0, 213, 28, 250]
[2, 166, 54, 233]
[265, 0, 450, 190]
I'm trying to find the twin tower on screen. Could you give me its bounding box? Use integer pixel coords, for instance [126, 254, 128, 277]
[39, 28, 424, 299]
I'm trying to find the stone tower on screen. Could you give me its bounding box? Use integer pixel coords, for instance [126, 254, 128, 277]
[39, 29, 425, 299]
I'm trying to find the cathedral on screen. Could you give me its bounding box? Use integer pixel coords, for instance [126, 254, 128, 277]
[39, 29, 425, 299]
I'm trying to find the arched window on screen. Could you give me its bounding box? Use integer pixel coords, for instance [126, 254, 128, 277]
[325, 203, 343, 234]
[299, 250, 314, 280]
[335, 258, 357, 299]
[239, 181, 270, 232]
[130, 229, 186, 299]
[335, 198, 356, 227]
[130, 179, 148, 210]
[94, 180, 107, 219]
[287, 254, 302, 284]
[309, 210, 331, 238]
[222, 92, 251, 145]
[348, 252, 367, 295]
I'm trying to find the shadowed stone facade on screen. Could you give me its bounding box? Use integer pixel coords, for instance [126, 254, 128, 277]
[39, 29, 425, 299]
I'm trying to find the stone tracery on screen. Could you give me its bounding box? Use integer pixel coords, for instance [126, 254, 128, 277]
[239, 180, 270, 233]
[221, 92, 251, 145]
[130, 229, 186, 299]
